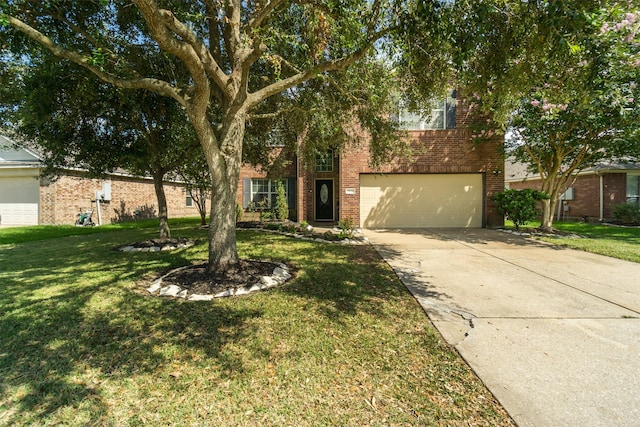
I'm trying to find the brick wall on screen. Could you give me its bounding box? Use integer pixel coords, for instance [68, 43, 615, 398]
[508, 172, 628, 221]
[235, 95, 505, 228]
[330, 95, 504, 227]
[237, 146, 298, 220]
[40, 171, 198, 225]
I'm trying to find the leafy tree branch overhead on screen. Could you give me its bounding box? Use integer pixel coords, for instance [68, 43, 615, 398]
[2, 0, 449, 273]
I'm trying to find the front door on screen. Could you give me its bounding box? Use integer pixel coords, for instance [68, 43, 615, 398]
[315, 179, 334, 221]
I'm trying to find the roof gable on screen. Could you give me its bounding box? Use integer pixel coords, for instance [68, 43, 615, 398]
[0, 135, 42, 164]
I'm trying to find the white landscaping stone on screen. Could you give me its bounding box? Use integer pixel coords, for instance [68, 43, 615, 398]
[260, 276, 279, 287]
[277, 263, 289, 272]
[150, 246, 161, 252]
[146, 281, 162, 294]
[214, 288, 234, 298]
[177, 289, 188, 298]
[121, 246, 135, 252]
[249, 284, 262, 292]
[188, 294, 214, 301]
[159, 284, 182, 297]
[273, 268, 291, 281]
[235, 287, 250, 296]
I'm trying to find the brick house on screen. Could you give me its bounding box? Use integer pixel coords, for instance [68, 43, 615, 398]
[506, 159, 640, 222]
[0, 135, 197, 226]
[238, 93, 505, 228]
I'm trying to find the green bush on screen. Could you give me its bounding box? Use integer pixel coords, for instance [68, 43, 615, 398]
[275, 180, 289, 220]
[612, 203, 640, 225]
[492, 189, 549, 230]
[338, 218, 354, 239]
[236, 203, 243, 223]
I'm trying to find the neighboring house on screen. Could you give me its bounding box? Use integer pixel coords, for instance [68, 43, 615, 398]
[238, 93, 505, 228]
[505, 159, 640, 222]
[0, 134, 197, 226]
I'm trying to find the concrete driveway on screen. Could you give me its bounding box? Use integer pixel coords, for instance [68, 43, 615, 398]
[364, 228, 640, 427]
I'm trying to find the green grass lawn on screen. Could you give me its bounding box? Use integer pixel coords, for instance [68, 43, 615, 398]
[511, 221, 640, 263]
[0, 219, 513, 426]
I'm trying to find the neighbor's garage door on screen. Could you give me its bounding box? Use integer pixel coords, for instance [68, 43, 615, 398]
[359, 173, 483, 228]
[0, 176, 39, 226]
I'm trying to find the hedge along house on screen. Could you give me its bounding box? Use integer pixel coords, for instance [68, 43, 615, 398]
[238, 92, 505, 228]
[0, 135, 198, 226]
[506, 158, 640, 223]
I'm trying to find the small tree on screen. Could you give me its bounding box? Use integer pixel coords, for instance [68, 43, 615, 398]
[274, 181, 289, 221]
[493, 189, 549, 230]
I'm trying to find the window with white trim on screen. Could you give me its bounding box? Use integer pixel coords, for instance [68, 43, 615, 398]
[315, 151, 333, 172]
[627, 174, 640, 207]
[250, 179, 287, 209]
[397, 91, 457, 130]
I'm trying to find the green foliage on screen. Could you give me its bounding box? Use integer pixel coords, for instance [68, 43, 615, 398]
[235, 203, 243, 224]
[493, 189, 549, 230]
[274, 180, 289, 221]
[338, 218, 355, 239]
[612, 203, 640, 225]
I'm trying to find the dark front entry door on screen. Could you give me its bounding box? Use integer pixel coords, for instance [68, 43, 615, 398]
[315, 179, 334, 221]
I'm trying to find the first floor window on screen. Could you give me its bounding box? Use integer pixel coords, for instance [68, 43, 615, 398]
[250, 179, 287, 209]
[627, 174, 640, 207]
[186, 194, 193, 207]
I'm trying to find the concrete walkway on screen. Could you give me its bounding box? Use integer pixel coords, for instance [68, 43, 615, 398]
[364, 228, 640, 427]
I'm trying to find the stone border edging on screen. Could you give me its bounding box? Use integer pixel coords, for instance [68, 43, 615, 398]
[245, 227, 370, 245]
[146, 261, 291, 300]
[117, 240, 195, 253]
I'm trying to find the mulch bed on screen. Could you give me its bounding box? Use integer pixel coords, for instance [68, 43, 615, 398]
[158, 260, 293, 295]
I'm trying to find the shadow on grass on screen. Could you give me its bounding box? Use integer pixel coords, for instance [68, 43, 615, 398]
[0, 228, 264, 425]
[1, 227, 448, 425]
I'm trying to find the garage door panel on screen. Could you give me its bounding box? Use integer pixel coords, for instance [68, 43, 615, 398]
[360, 174, 483, 228]
[0, 176, 40, 225]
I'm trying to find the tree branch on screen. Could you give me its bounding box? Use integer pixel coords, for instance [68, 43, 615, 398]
[245, 44, 373, 111]
[246, 0, 286, 30]
[155, 8, 229, 94]
[8, 16, 185, 105]
[133, 0, 212, 117]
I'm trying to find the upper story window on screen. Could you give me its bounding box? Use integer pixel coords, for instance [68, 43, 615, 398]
[315, 151, 333, 172]
[397, 91, 457, 130]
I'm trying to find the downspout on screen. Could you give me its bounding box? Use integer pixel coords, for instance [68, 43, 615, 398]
[599, 172, 604, 222]
[96, 198, 102, 225]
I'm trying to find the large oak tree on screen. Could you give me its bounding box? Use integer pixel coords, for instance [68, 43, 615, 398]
[2, 0, 451, 273]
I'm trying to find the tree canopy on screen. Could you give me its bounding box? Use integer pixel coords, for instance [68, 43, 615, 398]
[2, 0, 445, 272]
[503, 6, 640, 229]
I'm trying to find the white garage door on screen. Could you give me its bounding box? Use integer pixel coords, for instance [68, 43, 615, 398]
[0, 176, 40, 226]
[360, 173, 483, 228]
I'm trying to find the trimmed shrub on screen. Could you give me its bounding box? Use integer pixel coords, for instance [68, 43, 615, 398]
[492, 189, 549, 230]
[612, 203, 640, 225]
[274, 180, 289, 220]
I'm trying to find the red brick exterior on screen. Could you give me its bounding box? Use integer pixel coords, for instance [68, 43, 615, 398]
[508, 172, 628, 221]
[238, 95, 505, 228]
[39, 171, 198, 225]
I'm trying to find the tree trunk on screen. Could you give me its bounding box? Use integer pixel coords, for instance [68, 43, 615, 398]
[205, 114, 245, 274]
[540, 176, 560, 232]
[540, 198, 555, 231]
[153, 170, 171, 239]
